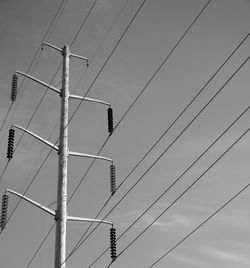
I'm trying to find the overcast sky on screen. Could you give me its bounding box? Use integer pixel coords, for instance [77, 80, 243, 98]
[0, 0, 250, 267]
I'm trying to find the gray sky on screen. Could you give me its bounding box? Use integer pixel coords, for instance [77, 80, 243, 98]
[0, 0, 250, 267]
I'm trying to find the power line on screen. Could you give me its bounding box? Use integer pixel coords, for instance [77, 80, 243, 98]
[0, 0, 100, 191]
[67, 0, 148, 126]
[0, 0, 69, 143]
[87, 105, 250, 267]
[48, 0, 130, 208]
[149, 183, 250, 267]
[0, 0, 69, 190]
[106, 127, 250, 267]
[64, 0, 214, 257]
[69, 0, 99, 48]
[115, 0, 213, 130]
[0, 0, 97, 186]
[26, 223, 56, 268]
[68, 54, 250, 264]
[70, 0, 129, 95]
[15, 0, 141, 265]
[65, 28, 250, 254]
[1, 0, 101, 190]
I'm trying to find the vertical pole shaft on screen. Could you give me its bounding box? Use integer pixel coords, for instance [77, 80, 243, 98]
[54, 45, 70, 268]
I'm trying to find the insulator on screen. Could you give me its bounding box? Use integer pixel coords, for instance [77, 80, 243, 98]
[0, 193, 9, 231]
[110, 164, 116, 195]
[7, 128, 15, 159]
[107, 107, 114, 135]
[11, 74, 18, 102]
[110, 228, 117, 262]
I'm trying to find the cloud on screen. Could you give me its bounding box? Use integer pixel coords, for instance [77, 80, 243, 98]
[215, 207, 250, 229]
[202, 247, 250, 265]
[114, 207, 193, 232]
[169, 252, 210, 267]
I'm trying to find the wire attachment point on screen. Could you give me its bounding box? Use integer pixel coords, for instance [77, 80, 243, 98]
[110, 164, 116, 195]
[11, 74, 18, 102]
[108, 107, 114, 135]
[110, 227, 117, 262]
[0, 192, 9, 231]
[7, 128, 15, 159]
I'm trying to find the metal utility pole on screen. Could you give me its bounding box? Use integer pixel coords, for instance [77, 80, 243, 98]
[54, 45, 69, 268]
[2, 43, 117, 268]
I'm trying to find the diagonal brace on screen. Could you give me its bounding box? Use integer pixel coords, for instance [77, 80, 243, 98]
[13, 124, 59, 152]
[6, 189, 55, 217]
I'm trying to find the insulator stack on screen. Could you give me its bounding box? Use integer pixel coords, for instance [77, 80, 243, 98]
[107, 107, 113, 135]
[11, 74, 18, 102]
[7, 128, 15, 159]
[0, 193, 9, 231]
[110, 164, 116, 195]
[110, 227, 117, 262]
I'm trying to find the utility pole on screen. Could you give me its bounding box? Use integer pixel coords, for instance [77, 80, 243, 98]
[1, 43, 117, 267]
[54, 44, 69, 268]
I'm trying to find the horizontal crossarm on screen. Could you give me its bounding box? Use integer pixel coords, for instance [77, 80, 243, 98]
[69, 94, 110, 106]
[69, 151, 113, 163]
[67, 216, 113, 226]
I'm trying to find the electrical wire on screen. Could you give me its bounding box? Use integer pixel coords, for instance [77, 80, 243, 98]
[2, 0, 232, 264]
[0, 103, 14, 139]
[64, 28, 250, 256]
[1, 0, 100, 266]
[26, 224, 56, 268]
[50, 0, 148, 208]
[0, 2, 246, 268]
[87, 105, 250, 267]
[0, 0, 100, 191]
[105, 127, 250, 267]
[0, 0, 69, 186]
[63, 0, 214, 257]
[7, 0, 125, 233]
[14, 0, 141, 266]
[48, 0, 130, 208]
[0, 0, 69, 230]
[148, 183, 250, 267]
[66, 54, 250, 264]
[69, 0, 99, 48]
[2, 0, 100, 191]
[115, 0, 212, 131]
[0, 0, 69, 143]
[70, 0, 129, 95]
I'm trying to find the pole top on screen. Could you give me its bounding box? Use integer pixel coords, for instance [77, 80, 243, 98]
[62, 45, 70, 56]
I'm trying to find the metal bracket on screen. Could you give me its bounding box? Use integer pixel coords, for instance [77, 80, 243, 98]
[6, 189, 55, 217]
[15, 70, 61, 95]
[13, 124, 59, 152]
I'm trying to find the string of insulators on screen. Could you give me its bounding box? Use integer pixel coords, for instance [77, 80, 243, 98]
[7, 128, 15, 159]
[0, 193, 9, 231]
[110, 227, 117, 262]
[11, 74, 18, 102]
[107, 107, 113, 135]
[110, 164, 116, 195]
